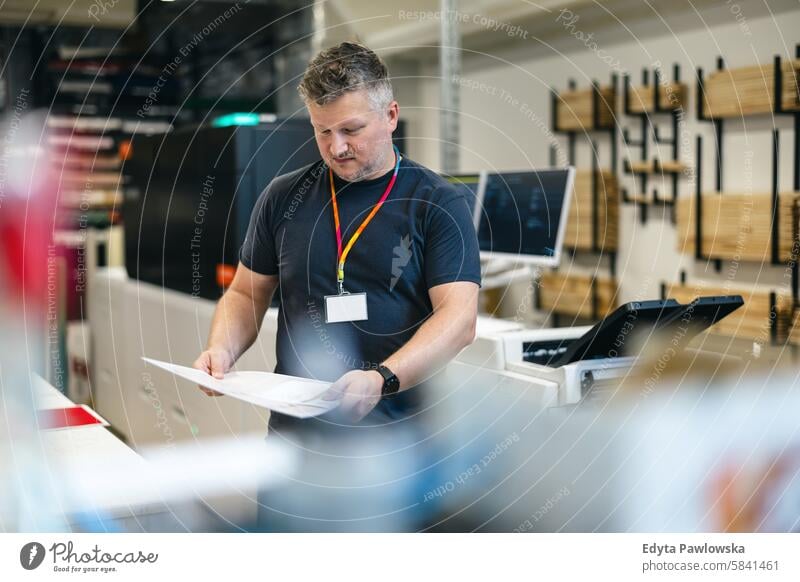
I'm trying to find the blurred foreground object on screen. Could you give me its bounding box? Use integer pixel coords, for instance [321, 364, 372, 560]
[0, 110, 64, 530]
[422, 357, 800, 532]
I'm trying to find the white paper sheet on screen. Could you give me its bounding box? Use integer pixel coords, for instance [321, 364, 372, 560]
[142, 358, 338, 419]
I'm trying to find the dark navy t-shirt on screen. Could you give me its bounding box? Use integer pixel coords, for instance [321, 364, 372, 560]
[239, 155, 481, 421]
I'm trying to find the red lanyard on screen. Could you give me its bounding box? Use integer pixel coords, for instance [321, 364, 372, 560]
[329, 147, 401, 293]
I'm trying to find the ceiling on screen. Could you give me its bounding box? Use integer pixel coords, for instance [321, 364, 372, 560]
[0, 0, 137, 27]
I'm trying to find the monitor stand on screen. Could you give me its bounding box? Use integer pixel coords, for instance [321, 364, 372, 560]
[480, 259, 541, 290]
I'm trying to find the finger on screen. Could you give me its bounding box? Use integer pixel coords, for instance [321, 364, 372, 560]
[350, 406, 368, 423]
[338, 390, 363, 415]
[354, 395, 379, 422]
[346, 397, 373, 423]
[321, 380, 346, 401]
[209, 353, 226, 379]
[192, 353, 211, 373]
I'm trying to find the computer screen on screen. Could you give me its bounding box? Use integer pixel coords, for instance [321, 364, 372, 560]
[441, 172, 485, 225]
[476, 168, 574, 266]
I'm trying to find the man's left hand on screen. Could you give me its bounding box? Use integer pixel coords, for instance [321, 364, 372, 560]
[322, 369, 383, 422]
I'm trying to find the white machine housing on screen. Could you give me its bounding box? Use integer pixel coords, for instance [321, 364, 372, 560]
[457, 319, 637, 406]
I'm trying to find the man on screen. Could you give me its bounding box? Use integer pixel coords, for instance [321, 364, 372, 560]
[193, 42, 480, 430]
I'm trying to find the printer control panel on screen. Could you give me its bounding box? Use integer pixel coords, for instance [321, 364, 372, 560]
[522, 339, 575, 367]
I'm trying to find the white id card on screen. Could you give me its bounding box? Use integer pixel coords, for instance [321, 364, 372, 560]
[324, 292, 368, 323]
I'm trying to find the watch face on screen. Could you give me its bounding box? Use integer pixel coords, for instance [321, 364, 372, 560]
[379, 366, 400, 395]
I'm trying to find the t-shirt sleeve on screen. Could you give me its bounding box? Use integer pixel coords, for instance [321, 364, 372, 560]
[239, 182, 279, 275]
[424, 188, 482, 289]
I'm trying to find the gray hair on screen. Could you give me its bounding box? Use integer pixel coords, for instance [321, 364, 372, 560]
[298, 41, 394, 111]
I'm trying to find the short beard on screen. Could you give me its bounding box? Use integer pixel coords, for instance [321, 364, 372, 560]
[338, 147, 391, 183]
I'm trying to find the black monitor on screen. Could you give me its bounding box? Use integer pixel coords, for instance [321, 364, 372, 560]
[549, 295, 744, 367]
[441, 172, 484, 225]
[476, 168, 574, 266]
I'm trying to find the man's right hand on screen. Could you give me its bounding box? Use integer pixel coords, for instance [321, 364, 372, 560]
[192, 264, 277, 398]
[192, 348, 235, 397]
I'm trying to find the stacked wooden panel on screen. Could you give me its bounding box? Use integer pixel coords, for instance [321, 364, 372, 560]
[675, 193, 800, 262]
[789, 309, 800, 346]
[657, 160, 688, 174]
[626, 159, 687, 174]
[556, 86, 616, 130]
[628, 83, 687, 113]
[538, 271, 617, 319]
[665, 283, 793, 342]
[704, 60, 800, 118]
[564, 170, 619, 252]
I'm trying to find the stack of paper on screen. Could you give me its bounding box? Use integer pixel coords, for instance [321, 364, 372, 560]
[142, 358, 338, 419]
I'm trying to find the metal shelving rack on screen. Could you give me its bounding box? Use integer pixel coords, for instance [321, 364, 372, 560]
[621, 64, 685, 224]
[543, 75, 619, 323]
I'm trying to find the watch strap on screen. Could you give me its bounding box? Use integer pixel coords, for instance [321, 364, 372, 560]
[375, 364, 400, 396]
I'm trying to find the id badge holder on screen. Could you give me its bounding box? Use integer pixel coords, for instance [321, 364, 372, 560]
[324, 292, 368, 323]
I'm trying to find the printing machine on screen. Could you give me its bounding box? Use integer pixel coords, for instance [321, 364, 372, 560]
[458, 296, 744, 407]
[459, 320, 609, 406]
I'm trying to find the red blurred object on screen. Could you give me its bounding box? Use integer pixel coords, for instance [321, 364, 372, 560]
[0, 220, 25, 291]
[37, 406, 104, 430]
[0, 181, 58, 308]
[1, 202, 51, 308]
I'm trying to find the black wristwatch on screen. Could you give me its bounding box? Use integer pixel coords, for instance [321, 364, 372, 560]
[374, 364, 400, 396]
